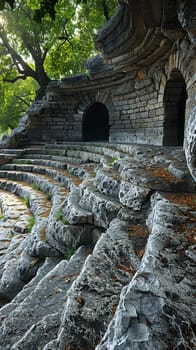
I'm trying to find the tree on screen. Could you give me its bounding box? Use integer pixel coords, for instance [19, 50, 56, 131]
[0, 0, 58, 19]
[1, 0, 116, 21]
[0, 0, 118, 135]
[0, 0, 118, 81]
[45, 0, 118, 78]
[0, 78, 38, 134]
[0, 0, 56, 93]
[0, 0, 67, 136]
[0, 0, 14, 10]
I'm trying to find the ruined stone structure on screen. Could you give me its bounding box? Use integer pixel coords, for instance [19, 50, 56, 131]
[3, 0, 196, 180]
[0, 1, 195, 349]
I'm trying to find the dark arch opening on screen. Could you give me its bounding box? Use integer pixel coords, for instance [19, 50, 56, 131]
[163, 69, 187, 146]
[82, 102, 109, 141]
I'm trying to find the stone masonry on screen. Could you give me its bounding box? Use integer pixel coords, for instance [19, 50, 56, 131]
[0, 142, 195, 349]
[0, 1, 195, 349]
[2, 1, 195, 182]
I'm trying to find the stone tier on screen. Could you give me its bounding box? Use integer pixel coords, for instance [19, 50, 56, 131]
[0, 143, 195, 349]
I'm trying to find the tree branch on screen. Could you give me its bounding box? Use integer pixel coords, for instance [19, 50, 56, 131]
[41, 47, 49, 64]
[103, 0, 109, 21]
[21, 32, 42, 61]
[14, 95, 32, 107]
[0, 49, 9, 55]
[0, 28, 37, 80]
[3, 75, 26, 83]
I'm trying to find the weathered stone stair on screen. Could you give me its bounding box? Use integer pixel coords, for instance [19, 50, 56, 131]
[0, 247, 89, 350]
[0, 143, 195, 350]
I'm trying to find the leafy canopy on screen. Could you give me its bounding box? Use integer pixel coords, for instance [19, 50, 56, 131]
[0, 78, 38, 136]
[0, 0, 118, 136]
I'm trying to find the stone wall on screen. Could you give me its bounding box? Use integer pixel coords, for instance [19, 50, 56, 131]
[2, 0, 196, 177]
[23, 36, 195, 148]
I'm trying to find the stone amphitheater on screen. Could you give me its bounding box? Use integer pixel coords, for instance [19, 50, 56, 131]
[0, 1, 195, 349]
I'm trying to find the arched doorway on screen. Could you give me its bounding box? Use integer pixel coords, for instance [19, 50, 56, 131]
[82, 102, 109, 141]
[163, 69, 187, 146]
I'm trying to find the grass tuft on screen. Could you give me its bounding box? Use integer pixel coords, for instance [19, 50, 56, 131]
[23, 196, 30, 208]
[28, 216, 35, 233]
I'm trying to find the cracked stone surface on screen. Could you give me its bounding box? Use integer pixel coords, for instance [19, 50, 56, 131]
[0, 143, 195, 350]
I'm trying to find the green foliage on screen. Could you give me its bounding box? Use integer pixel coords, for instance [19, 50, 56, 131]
[115, 174, 121, 182]
[56, 207, 68, 224]
[109, 156, 118, 166]
[28, 216, 35, 232]
[46, 192, 52, 200]
[31, 0, 59, 21]
[1, 1, 117, 21]
[93, 187, 99, 192]
[23, 196, 30, 208]
[0, 0, 14, 10]
[0, 1, 53, 85]
[56, 207, 63, 220]
[0, 0, 118, 135]
[17, 160, 31, 164]
[61, 217, 68, 225]
[31, 183, 40, 190]
[65, 247, 75, 260]
[67, 169, 74, 176]
[44, 0, 118, 78]
[0, 214, 5, 219]
[0, 78, 37, 136]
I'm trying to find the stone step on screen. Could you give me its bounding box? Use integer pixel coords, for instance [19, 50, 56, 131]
[33, 143, 185, 167]
[79, 179, 122, 229]
[46, 187, 101, 255]
[93, 168, 121, 200]
[0, 149, 23, 155]
[0, 170, 69, 204]
[0, 246, 89, 350]
[93, 168, 152, 212]
[21, 153, 85, 165]
[73, 143, 124, 159]
[13, 158, 68, 170]
[16, 144, 194, 194]
[1, 142, 192, 174]
[97, 192, 196, 350]
[66, 149, 113, 169]
[0, 256, 62, 312]
[0, 189, 33, 238]
[0, 166, 110, 262]
[0, 153, 18, 165]
[0, 172, 71, 255]
[23, 147, 69, 157]
[0, 189, 33, 296]
[0, 149, 24, 167]
[0, 180, 61, 300]
[2, 163, 84, 190]
[0, 168, 100, 260]
[10, 158, 96, 181]
[22, 146, 115, 169]
[24, 143, 124, 159]
[0, 142, 194, 350]
[0, 178, 52, 221]
[61, 187, 94, 225]
[120, 163, 193, 193]
[46, 210, 99, 255]
[11, 143, 195, 195]
[46, 177, 141, 256]
[43, 218, 148, 350]
[0, 177, 60, 255]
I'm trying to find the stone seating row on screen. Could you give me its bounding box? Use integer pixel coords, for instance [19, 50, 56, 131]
[0, 145, 126, 303]
[0, 143, 195, 349]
